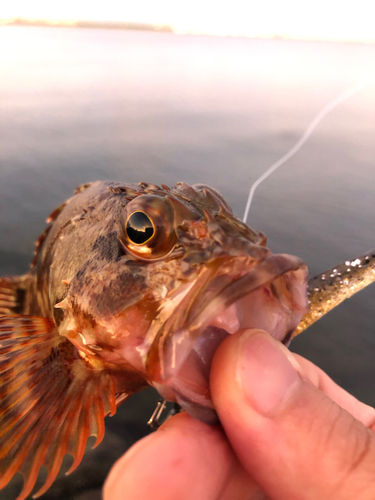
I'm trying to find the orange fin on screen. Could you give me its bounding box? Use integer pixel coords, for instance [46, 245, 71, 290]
[0, 276, 29, 315]
[0, 315, 118, 500]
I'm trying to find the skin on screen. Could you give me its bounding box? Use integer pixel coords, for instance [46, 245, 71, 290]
[103, 328, 375, 500]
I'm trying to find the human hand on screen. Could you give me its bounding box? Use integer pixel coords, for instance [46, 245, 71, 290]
[103, 329, 375, 500]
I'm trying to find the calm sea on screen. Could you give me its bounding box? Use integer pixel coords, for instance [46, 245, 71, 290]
[0, 26, 374, 499]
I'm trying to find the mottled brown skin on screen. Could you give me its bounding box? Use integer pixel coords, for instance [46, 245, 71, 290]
[23, 180, 275, 390]
[24, 181, 151, 395]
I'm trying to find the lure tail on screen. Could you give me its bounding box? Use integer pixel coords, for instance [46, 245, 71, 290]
[294, 249, 375, 337]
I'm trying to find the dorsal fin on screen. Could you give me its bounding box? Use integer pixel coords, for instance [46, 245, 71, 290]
[0, 315, 118, 500]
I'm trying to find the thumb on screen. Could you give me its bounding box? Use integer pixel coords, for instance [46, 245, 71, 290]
[210, 329, 375, 500]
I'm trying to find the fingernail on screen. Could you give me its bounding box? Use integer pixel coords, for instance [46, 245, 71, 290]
[236, 330, 301, 416]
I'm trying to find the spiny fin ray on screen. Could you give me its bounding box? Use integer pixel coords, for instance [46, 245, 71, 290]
[0, 314, 118, 500]
[0, 277, 29, 315]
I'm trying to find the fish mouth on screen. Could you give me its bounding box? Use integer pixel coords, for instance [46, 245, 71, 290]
[140, 252, 308, 420]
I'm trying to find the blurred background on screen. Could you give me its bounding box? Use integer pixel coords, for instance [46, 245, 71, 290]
[1, 1, 375, 498]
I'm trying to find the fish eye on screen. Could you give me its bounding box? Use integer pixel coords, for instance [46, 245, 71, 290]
[126, 211, 155, 245]
[119, 194, 178, 261]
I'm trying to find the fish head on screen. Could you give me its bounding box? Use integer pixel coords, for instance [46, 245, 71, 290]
[55, 181, 308, 422]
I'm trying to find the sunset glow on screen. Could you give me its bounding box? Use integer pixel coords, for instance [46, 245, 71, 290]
[1, 0, 375, 43]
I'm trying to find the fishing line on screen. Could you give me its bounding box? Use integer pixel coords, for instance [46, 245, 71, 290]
[242, 77, 375, 225]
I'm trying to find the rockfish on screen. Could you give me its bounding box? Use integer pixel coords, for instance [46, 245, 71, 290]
[0, 181, 374, 500]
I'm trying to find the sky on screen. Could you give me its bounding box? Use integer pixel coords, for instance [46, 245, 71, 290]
[1, 0, 375, 43]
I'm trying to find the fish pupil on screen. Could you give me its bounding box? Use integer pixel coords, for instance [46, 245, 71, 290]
[126, 212, 154, 244]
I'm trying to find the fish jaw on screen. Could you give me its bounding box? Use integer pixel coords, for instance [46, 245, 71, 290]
[143, 253, 308, 380]
[139, 252, 308, 422]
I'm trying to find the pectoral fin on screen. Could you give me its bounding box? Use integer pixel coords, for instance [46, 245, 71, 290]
[0, 315, 117, 500]
[0, 276, 29, 315]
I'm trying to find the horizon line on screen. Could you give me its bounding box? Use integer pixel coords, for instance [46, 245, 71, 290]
[2, 17, 375, 45]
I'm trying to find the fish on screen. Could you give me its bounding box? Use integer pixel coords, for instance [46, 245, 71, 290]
[0, 180, 374, 500]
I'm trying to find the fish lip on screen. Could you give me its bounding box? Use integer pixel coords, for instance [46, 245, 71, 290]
[142, 252, 308, 383]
